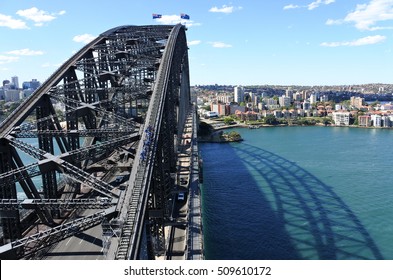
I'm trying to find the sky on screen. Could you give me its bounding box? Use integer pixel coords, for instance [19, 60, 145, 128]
[1, 0, 393, 86]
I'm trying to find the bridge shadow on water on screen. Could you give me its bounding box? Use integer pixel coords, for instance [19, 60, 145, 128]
[202, 142, 383, 260]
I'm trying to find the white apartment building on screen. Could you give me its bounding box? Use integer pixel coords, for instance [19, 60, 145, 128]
[278, 95, 291, 108]
[217, 94, 232, 103]
[381, 116, 391, 127]
[309, 93, 317, 105]
[332, 112, 350, 126]
[371, 114, 382, 127]
[234, 86, 244, 104]
[4, 90, 21, 102]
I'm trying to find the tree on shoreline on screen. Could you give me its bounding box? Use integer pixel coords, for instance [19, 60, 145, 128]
[264, 115, 278, 125]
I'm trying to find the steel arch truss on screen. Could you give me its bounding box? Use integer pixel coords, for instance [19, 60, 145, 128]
[0, 24, 189, 259]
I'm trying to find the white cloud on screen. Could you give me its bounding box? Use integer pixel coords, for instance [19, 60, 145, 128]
[16, 7, 65, 26]
[284, 0, 335, 11]
[209, 5, 242, 14]
[0, 55, 19, 64]
[0, 13, 28, 29]
[154, 14, 200, 27]
[320, 35, 386, 47]
[343, 0, 393, 31]
[283, 4, 300, 10]
[326, 18, 343, 25]
[188, 40, 201, 46]
[326, 0, 393, 30]
[210, 42, 232, 48]
[308, 0, 335, 10]
[155, 14, 182, 24]
[6, 48, 44, 56]
[73, 34, 96, 44]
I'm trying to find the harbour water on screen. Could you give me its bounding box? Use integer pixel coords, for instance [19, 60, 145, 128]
[200, 126, 393, 260]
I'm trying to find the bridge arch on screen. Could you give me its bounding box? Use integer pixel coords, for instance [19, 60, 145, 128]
[0, 24, 190, 259]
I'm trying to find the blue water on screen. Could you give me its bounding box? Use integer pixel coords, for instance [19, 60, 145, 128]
[200, 126, 393, 260]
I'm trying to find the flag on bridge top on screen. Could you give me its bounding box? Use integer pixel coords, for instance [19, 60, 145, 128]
[180, 13, 190, 20]
[152, 14, 162, 19]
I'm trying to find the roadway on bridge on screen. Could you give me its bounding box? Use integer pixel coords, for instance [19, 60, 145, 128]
[166, 105, 203, 260]
[43, 209, 105, 260]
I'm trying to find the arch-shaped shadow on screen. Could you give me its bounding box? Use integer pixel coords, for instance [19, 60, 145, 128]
[201, 142, 383, 260]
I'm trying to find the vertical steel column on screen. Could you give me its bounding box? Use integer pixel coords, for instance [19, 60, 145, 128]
[64, 68, 81, 152]
[36, 97, 59, 218]
[0, 139, 21, 245]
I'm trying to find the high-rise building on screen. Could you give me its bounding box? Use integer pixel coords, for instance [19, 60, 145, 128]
[309, 93, 317, 105]
[278, 95, 291, 108]
[3, 80, 10, 89]
[350, 96, 364, 109]
[234, 86, 244, 104]
[11, 76, 19, 89]
[22, 79, 41, 91]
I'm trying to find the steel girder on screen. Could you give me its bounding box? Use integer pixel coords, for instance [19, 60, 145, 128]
[0, 24, 189, 260]
[114, 24, 190, 260]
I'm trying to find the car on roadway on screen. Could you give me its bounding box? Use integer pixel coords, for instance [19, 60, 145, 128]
[177, 192, 185, 201]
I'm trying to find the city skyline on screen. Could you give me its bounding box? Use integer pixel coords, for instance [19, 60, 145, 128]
[1, 0, 393, 86]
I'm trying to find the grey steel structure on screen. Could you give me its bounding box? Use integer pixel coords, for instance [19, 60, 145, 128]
[0, 24, 190, 259]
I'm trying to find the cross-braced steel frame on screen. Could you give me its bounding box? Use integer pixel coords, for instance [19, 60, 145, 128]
[0, 24, 190, 259]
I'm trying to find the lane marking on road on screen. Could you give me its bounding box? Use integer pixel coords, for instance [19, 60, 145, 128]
[65, 237, 73, 246]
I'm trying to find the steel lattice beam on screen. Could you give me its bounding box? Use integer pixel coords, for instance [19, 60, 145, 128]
[0, 24, 190, 260]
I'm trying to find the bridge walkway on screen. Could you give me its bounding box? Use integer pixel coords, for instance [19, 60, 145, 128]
[165, 104, 203, 260]
[185, 104, 204, 260]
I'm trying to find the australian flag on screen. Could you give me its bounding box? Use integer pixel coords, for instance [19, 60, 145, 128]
[180, 13, 190, 20]
[152, 14, 162, 19]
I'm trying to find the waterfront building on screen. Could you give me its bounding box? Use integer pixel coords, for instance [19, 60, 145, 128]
[332, 111, 350, 126]
[235, 110, 257, 121]
[371, 114, 382, 127]
[389, 116, 393, 125]
[381, 116, 391, 127]
[358, 115, 371, 127]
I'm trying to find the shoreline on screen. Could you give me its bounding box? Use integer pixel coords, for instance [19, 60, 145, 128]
[209, 122, 393, 131]
[198, 120, 393, 143]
